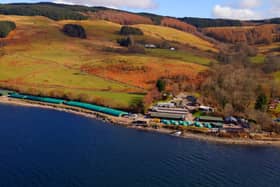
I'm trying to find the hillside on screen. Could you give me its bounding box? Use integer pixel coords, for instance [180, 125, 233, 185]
[0, 15, 215, 109]
[0, 2, 280, 111]
[88, 10, 153, 25]
[160, 17, 197, 33]
[0, 2, 279, 46]
[134, 24, 216, 52]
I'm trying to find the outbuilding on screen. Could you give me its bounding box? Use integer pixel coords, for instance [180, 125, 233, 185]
[198, 116, 224, 123]
[145, 44, 157, 48]
[199, 106, 215, 113]
[224, 116, 238, 124]
[149, 112, 186, 120]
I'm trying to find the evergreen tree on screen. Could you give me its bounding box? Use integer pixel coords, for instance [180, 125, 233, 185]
[255, 93, 268, 112]
[156, 79, 166, 92]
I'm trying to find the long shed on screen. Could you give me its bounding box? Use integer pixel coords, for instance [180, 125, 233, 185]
[198, 116, 224, 123]
[65, 101, 128, 117]
[149, 112, 186, 120]
[9, 93, 65, 104]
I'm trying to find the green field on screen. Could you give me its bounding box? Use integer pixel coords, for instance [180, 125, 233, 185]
[135, 24, 217, 52]
[250, 55, 266, 64]
[275, 71, 280, 82]
[146, 49, 215, 65]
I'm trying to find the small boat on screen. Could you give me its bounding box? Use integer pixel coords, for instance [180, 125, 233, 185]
[171, 131, 182, 136]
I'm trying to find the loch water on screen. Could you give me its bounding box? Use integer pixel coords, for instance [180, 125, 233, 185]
[0, 103, 280, 187]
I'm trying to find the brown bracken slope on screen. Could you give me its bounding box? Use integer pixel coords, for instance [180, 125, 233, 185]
[161, 17, 197, 33]
[203, 24, 280, 44]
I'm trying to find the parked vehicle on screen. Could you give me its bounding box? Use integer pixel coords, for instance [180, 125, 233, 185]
[224, 116, 238, 125]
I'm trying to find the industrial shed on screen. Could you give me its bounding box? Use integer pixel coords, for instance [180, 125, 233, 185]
[9, 93, 65, 104]
[149, 112, 186, 120]
[65, 101, 128, 117]
[197, 116, 224, 123]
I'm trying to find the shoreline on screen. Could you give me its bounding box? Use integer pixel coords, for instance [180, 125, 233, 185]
[1, 97, 280, 147]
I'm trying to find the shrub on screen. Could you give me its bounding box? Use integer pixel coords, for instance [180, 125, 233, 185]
[119, 26, 143, 35]
[156, 79, 166, 92]
[262, 55, 280, 73]
[117, 36, 134, 47]
[0, 21, 16, 38]
[255, 93, 268, 112]
[62, 24, 87, 38]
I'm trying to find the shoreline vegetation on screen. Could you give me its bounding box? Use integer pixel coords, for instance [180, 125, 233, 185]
[1, 96, 280, 147]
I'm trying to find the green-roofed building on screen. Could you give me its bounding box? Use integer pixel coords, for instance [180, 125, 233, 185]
[65, 101, 128, 117]
[198, 116, 224, 123]
[149, 112, 186, 120]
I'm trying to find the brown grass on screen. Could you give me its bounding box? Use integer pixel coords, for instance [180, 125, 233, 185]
[203, 24, 279, 44]
[81, 56, 207, 89]
[161, 17, 197, 33]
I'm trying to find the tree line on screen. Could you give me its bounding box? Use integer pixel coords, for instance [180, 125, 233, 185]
[179, 17, 242, 28]
[0, 3, 87, 20]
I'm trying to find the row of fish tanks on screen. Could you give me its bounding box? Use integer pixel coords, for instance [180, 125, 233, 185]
[161, 119, 218, 129]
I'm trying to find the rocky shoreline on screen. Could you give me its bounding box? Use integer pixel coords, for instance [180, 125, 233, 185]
[1, 97, 280, 147]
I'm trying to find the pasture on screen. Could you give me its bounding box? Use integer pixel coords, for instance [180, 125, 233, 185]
[135, 24, 217, 52]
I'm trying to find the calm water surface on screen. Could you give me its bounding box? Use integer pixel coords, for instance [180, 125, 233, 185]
[0, 103, 280, 187]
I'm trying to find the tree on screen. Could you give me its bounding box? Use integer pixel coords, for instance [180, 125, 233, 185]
[0, 21, 16, 38]
[117, 36, 134, 47]
[156, 79, 166, 92]
[143, 88, 161, 111]
[62, 24, 87, 39]
[119, 26, 143, 35]
[262, 55, 280, 73]
[255, 93, 268, 112]
[224, 103, 234, 116]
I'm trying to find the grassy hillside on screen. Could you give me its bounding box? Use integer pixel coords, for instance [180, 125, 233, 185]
[134, 24, 217, 52]
[0, 15, 213, 109]
[146, 49, 214, 65]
